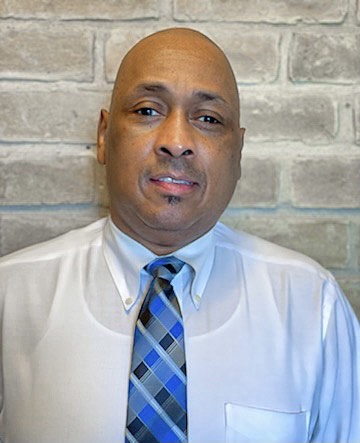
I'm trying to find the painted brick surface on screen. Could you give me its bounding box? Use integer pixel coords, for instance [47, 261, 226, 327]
[174, 0, 347, 24]
[241, 93, 336, 143]
[290, 33, 360, 84]
[0, 27, 94, 81]
[0, 0, 158, 19]
[0, 91, 110, 143]
[356, 95, 360, 145]
[0, 151, 95, 205]
[291, 157, 360, 208]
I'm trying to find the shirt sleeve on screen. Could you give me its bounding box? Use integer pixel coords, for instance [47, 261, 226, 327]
[311, 280, 360, 442]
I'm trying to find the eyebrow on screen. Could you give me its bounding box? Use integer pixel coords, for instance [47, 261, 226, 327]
[129, 82, 230, 107]
[192, 90, 229, 107]
[132, 83, 168, 95]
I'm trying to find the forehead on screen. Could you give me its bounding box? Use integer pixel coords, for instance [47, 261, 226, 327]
[114, 35, 238, 108]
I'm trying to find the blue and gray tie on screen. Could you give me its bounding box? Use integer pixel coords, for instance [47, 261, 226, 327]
[126, 257, 187, 443]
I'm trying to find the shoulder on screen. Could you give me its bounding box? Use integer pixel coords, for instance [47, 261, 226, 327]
[0, 218, 106, 271]
[213, 221, 333, 282]
[212, 223, 350, 326]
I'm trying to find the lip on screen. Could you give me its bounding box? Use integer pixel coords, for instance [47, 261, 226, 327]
[149, 173, 198, 195]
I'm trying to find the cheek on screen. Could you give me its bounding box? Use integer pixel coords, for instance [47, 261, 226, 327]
[213, 150, 241, 197]
[108, 134, 144, 170]
[213, 145, 240, 178]
[106, 145, 136, 189]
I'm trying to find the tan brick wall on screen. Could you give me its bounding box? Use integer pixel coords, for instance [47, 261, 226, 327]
[0, 0, 359, 314]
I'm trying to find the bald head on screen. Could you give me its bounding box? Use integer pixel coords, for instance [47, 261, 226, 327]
[111, 28, 240, 121]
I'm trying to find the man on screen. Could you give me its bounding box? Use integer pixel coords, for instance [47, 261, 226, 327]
[0, 28, 359, 443]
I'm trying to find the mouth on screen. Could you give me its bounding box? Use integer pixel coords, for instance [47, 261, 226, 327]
[150, 174, 198, 195]
[156, 176, 195, 186]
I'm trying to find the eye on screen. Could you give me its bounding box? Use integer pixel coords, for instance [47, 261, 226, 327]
[136, 107, 160, 117]
[198, 115, 221, 124]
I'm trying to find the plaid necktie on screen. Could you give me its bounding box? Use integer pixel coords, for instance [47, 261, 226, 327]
[126, 257, 187, 443]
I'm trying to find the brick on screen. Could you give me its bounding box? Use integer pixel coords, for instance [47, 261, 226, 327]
[0, 165, 5, 199]
[0, 91, 110, 143]
[0, 151, 95, 205]
[221, 215, 349, 269]
[0, 28, 94, 81]
[204, 31, 280, 84]
[0, 212, 106, 257]
[230, 157, 279, 207]
[291, 157, 360, 208]
[337, 276, 360, 319]
[0, 0, 158, 19]
[356, 95, 360, 145]
[241, 93, 336, 144]
[174, 0, 347, 24]
[105, 28, 156, 82]
[289, 33, 360, 84]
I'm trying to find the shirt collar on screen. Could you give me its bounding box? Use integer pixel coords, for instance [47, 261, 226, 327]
[102, 216, 216, 311]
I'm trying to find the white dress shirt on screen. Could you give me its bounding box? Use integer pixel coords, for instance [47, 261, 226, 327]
[0, 217, 359, 443]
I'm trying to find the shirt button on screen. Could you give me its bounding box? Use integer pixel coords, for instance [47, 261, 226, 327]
[125, 297, 133, 306]
[195, 294, 201, 304]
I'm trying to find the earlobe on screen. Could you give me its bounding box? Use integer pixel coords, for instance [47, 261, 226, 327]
[97, 109, 109, 165]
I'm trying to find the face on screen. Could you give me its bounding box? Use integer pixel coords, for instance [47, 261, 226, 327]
[97, 29, 244, 254]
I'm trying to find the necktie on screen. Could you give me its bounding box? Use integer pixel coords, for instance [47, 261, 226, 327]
[126, 257, 187, 443]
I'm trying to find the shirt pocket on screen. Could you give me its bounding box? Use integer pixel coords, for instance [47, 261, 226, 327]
[225, 402, 309, 443]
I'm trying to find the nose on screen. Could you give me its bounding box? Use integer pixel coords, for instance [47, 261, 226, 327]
[154, 111, 195, 158]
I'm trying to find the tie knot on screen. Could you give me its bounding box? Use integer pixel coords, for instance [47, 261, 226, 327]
[145, 256, 185, 283]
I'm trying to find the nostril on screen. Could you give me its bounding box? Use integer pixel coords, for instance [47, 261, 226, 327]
[183, 149, 193, 156]
[159, 147, 172, 155]
[157, 146, 193, 157]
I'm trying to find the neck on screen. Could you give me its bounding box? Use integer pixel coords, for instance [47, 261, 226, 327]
[109, 212, 210, 256]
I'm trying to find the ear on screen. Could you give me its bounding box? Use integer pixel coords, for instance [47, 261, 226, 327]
[239, 127, 245, 150]
[236, 127, 245, 180]
[97, 109, 109, 165]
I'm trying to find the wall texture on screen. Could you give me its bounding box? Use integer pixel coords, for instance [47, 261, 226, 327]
[0, 0, 359, 315]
